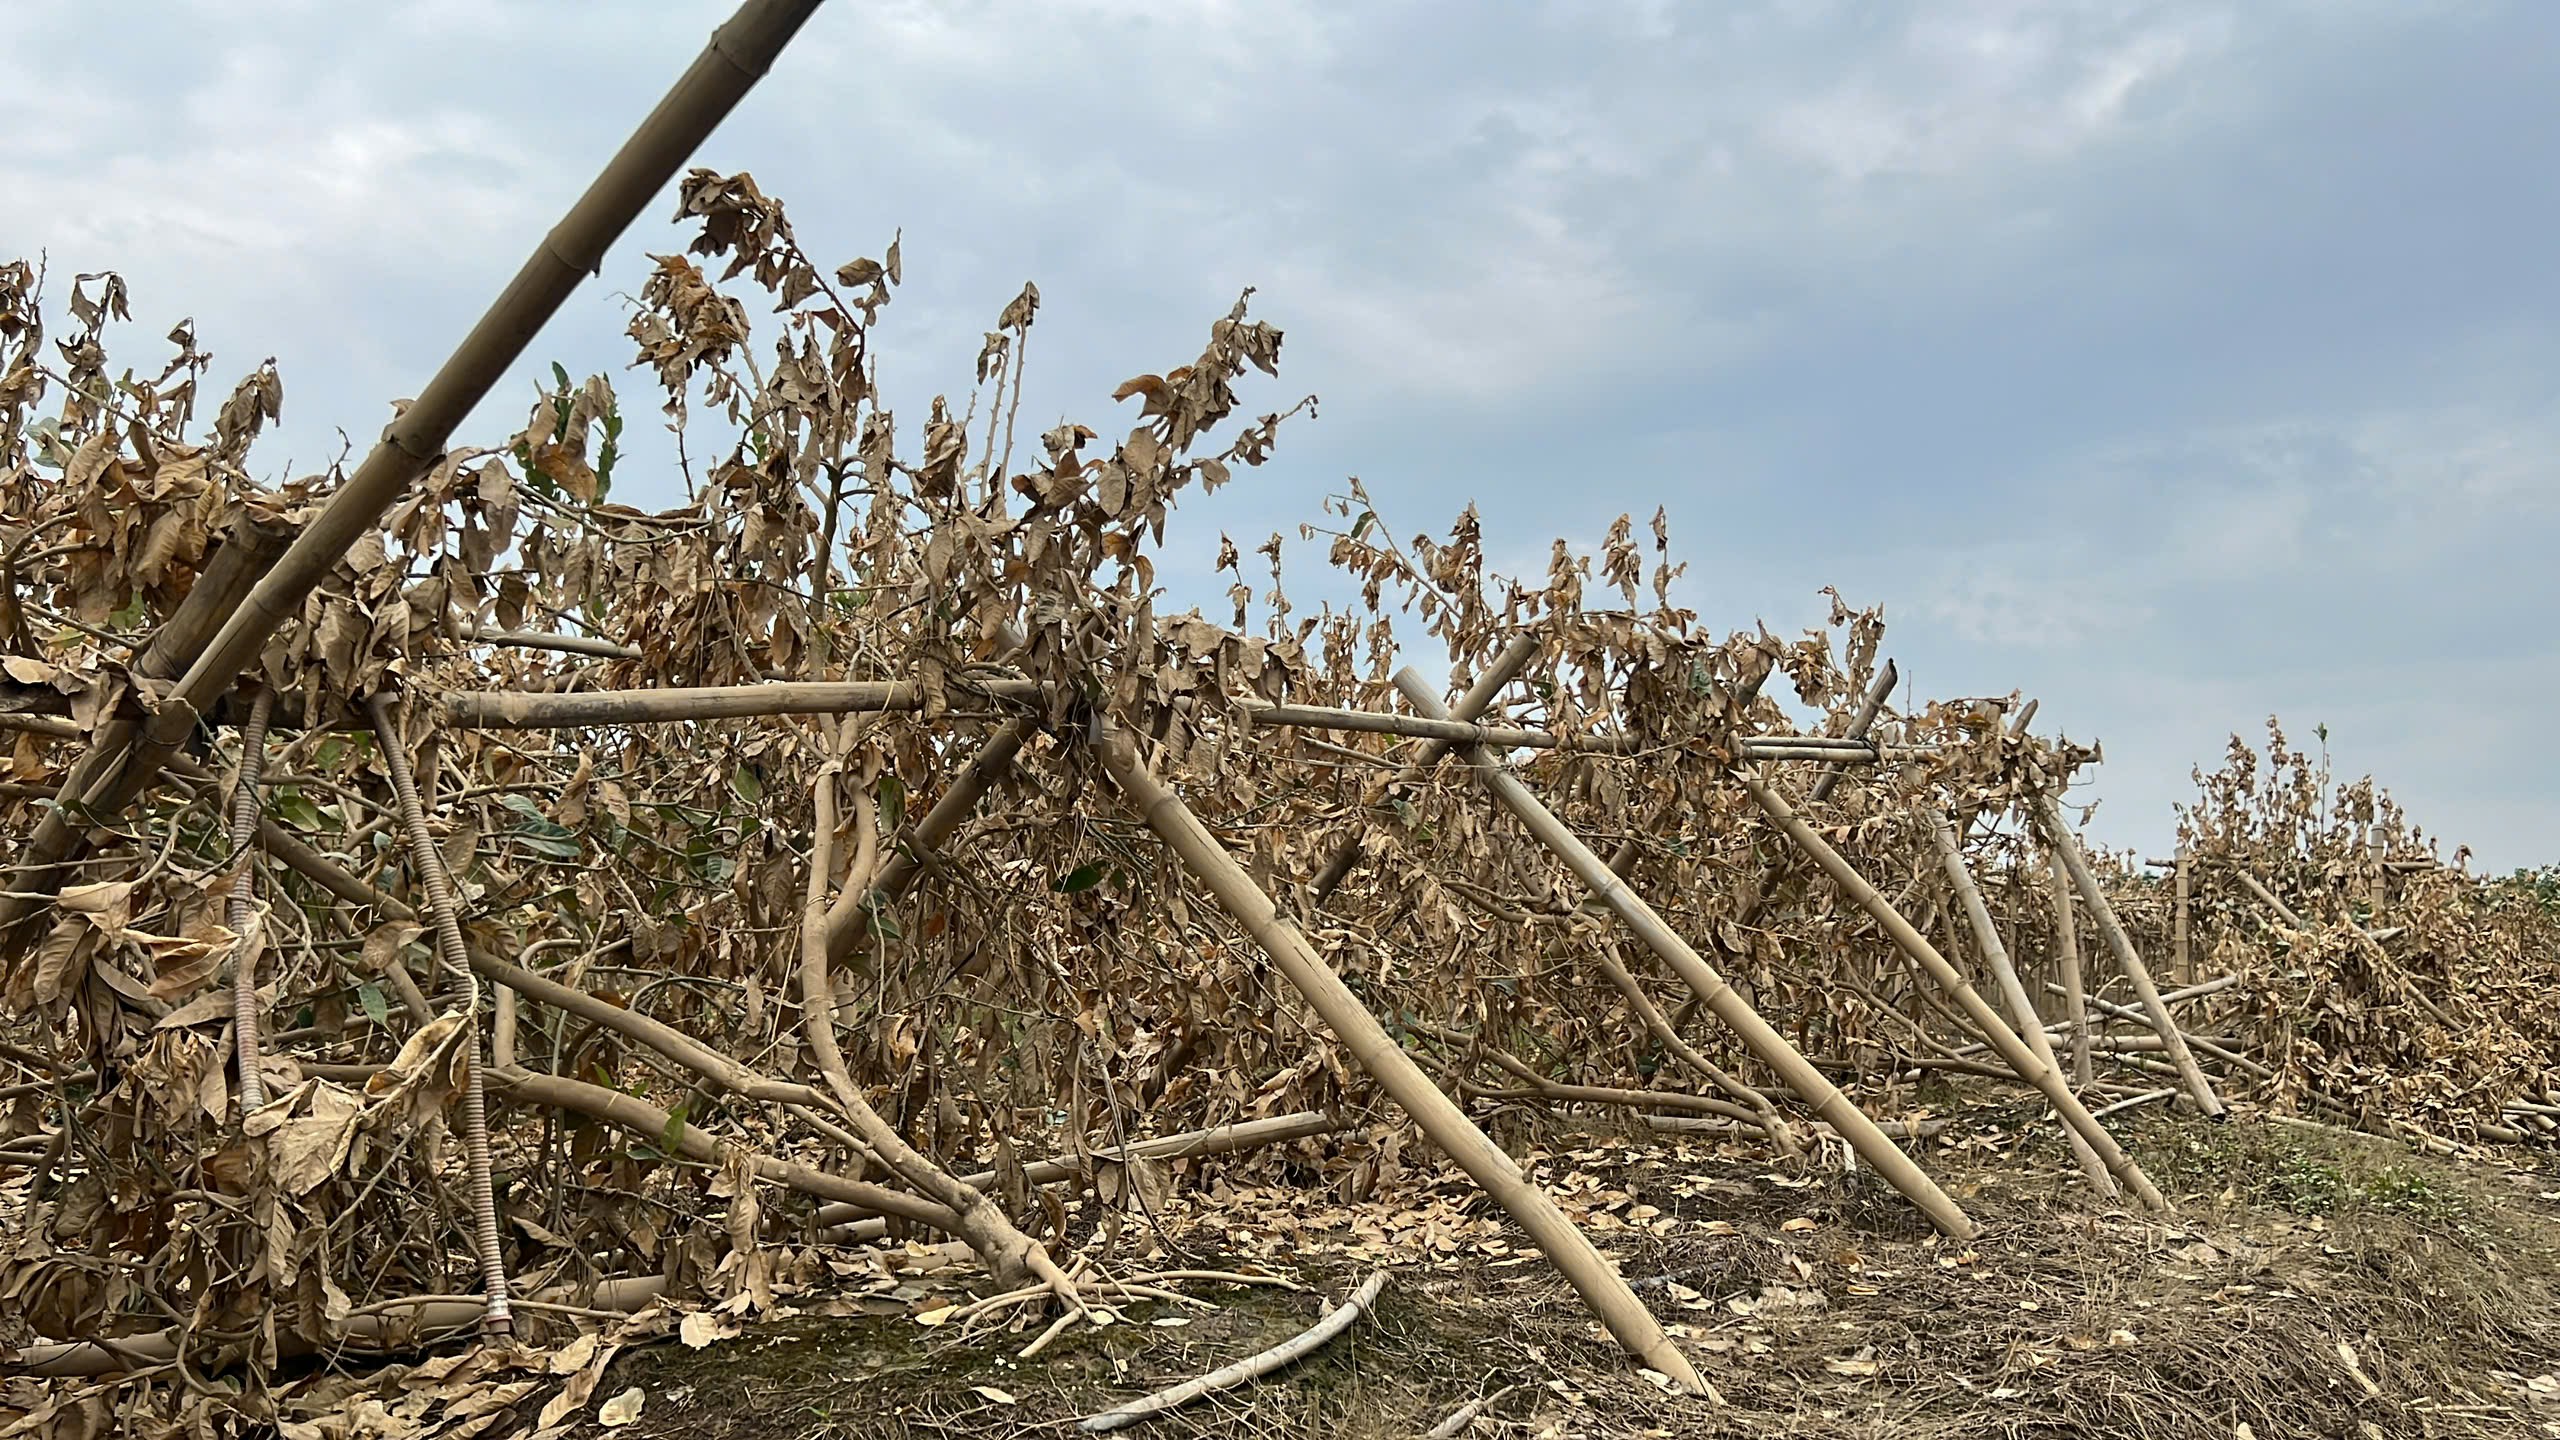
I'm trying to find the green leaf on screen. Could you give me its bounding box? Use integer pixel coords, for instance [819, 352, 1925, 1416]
[1055, 863, 1107, 894]
[661, 1101, 690, 1153]
[867, 910, 902, 940]
[1350, 510, 1376, 540]
[275, 788, 324, 832]
[356, 981, 390, 1028]
[731, 764, 764, 806]
[877, 773, 906, 832]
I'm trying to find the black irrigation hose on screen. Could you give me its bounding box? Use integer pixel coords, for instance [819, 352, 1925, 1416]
[367, 691, 514, 1336]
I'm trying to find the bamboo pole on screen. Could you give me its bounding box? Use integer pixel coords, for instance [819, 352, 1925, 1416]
[0, 516, 285, 951]
[1077, 1272, 1392, 1432]
[1655, 659, 1892, 1045]
[2047, 849, 2093, 1087]
[1735, 778, 2163, 1209]
[1308, 634, 1542, 909]
[1809, 659, 1898, 805]
[1096, 728, 1706, 1393]
[440, 676, 1041, 728]
[2033, 795, 2223, 1117]
[0, 0, 829, 925]
[1929, 820, 2118, 1199]
[1235, 697, 1907, 762]
[1392, 671, 1980, 1239]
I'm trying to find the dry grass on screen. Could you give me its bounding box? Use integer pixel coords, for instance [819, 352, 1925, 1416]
[525, 1108, 2560, 1440]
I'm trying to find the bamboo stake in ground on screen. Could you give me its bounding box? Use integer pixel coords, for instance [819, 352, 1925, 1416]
[1077, 1271, 1392, 1432]
[2033, 795, 2223, 1117]
[2047, 848, 2093, 1087]
[1734, 774, 2165, 1209]
[1097, 729, 1706, 1393]
[2173, 845, 2193, 989]
[1392, 671, 1981, 1239]
[1931, 820, 2118, 1200]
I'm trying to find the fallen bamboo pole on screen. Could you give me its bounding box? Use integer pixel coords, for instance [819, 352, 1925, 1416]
[1635, 1113, 1946, 1140]
[1930, 820, 2117, 1199]
[1392, 671, 1980, 1239]
[1097, 727, 1706, 1393]
[1736, 775, 2163, 1209]
[2034, 795, 2223, 1117]
[0, 0, 830, 937]
[8, 1274, 672, 1378]
[1077, 1271, 1392, 1432]
[2042, 985, 2272, 1081]
[1309, 634, 1542, 909]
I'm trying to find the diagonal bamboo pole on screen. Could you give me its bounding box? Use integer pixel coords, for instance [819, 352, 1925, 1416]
[0, 517, 286, 952]
[0, 0, 828, 941]
[2032, 795, 2223, 1117]
[1658, 659, 1893, 1045]
[1929, 820, 2119, 1200]
[2047, 849, 2093, 1087]
[826, 714, 1035, 969]
[1391, 671, 1979, 1238]
[1308, 633, 1542, 910]
[1095, 727, 1706, 1393]
[1742, 777, 2165, 1209]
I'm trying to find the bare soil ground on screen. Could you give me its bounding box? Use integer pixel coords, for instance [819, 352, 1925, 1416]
[533, 1106, 2560, 1440]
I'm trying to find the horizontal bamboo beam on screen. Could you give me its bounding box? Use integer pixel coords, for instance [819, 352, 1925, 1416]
[1237, 696, 1916, 763]
[438, 677, 1042, 728]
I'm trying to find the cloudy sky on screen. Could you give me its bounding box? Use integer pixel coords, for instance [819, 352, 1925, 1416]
[6, 1, 2555, 868]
